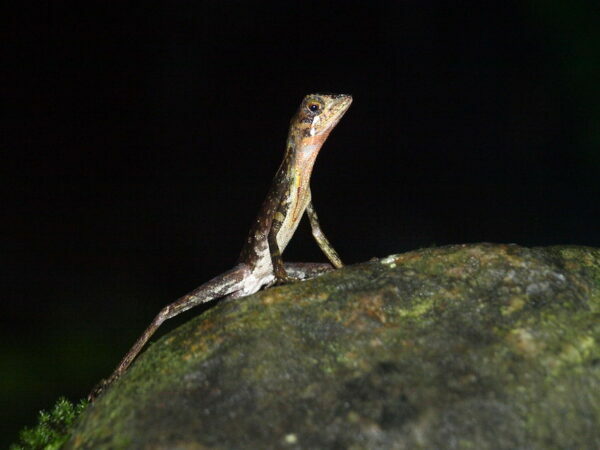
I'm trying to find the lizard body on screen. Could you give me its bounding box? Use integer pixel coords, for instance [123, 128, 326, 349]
[90, 93, 352, 399]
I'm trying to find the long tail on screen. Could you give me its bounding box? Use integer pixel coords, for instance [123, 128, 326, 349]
[89, 264, 249, 400]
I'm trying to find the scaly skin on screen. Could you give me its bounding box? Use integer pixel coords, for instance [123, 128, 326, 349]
[89, 93, 352, 400]
[240, 93, 351, 283]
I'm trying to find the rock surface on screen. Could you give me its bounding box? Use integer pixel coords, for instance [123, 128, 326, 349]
[68, 244, 600, 449]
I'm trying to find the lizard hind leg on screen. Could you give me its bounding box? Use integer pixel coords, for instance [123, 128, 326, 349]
[89, 263, 250, 400]
[283, 262, 335, 281]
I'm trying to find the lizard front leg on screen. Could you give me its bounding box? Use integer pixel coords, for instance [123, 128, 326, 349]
[268, 196, 343, 283]
[268, 210, 297, 283]
[306, 195, 343, 269]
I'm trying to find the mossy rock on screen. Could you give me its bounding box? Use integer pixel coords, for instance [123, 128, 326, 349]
[67, 243, 600, 449]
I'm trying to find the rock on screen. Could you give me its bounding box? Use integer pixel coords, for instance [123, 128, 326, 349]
[67, 244, 600, 449]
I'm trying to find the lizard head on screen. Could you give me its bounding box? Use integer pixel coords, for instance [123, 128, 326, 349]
[294, 93, 353, 139]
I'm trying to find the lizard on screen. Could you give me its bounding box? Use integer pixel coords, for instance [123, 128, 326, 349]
[89, 93, 352, 400]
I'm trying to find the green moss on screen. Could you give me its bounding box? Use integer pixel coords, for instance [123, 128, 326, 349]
[10, 398, 87, 450]
[67, 244, 600, 448]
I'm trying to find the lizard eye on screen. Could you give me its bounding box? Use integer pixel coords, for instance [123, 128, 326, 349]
[307, 102, 320, 113]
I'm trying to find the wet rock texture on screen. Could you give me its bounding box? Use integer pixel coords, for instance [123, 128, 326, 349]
[68, 244, 600, 449]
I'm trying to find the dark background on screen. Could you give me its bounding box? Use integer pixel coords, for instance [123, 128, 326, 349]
[3, 1, 599, 444]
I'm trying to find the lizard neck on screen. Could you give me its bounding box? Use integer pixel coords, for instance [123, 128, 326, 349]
[281, 129, 327, 224]
[238, 125, 328, 270]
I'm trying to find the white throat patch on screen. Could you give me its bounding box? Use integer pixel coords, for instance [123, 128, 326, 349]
[309, 115, 321, 136]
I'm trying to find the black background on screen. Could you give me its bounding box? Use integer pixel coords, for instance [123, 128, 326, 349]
[3, 1, 599, 444]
